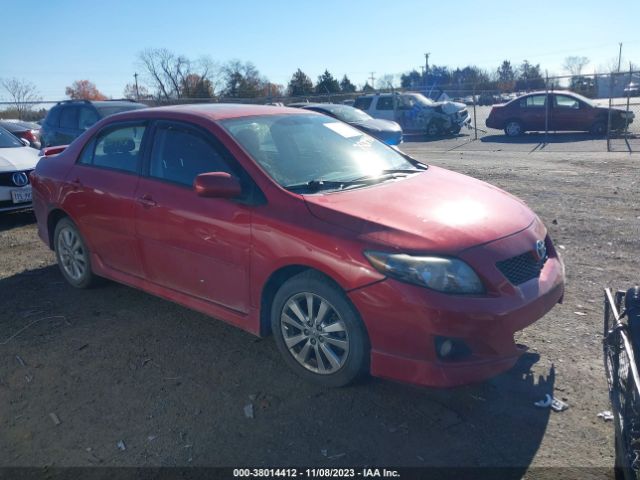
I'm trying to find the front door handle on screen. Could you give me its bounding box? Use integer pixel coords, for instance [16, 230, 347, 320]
[136, 194, 157, 208]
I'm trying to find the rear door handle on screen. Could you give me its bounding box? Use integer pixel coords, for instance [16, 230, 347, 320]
[136, 194, 157, 208]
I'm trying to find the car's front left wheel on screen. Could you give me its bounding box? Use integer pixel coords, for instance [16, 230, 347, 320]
[54, 217, 97, 289]
[271, 271, 369, 387]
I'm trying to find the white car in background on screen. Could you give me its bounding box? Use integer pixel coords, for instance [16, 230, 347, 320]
[0, 126, 40, 212]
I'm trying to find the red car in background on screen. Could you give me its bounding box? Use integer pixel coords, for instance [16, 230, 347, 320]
[486, 90, 634, 136]
[31, 104, 565, 388]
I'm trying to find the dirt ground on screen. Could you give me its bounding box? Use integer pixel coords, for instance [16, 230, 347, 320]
[1, 145, 639, 477]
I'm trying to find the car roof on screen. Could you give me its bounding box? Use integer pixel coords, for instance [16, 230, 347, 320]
[117, 103, 309, 122]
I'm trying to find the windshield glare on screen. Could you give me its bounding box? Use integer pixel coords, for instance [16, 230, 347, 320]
[317, 105, 372, 123]
[0, 127, 23, 148]
[222, 114, 416, 189]
[412, 94, 435, 106]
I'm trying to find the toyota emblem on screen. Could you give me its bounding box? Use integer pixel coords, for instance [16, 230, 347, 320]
[535, 240, 547, 261]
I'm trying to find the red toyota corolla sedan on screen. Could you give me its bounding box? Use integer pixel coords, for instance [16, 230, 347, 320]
[31, 104, 565, 388]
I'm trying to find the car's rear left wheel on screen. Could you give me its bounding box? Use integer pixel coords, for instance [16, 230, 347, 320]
[271, 271, 369, 387]
[54, 217, 96, 289]
[504, 120, 523, 137]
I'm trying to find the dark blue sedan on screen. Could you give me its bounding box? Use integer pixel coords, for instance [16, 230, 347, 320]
[301, 103, 403, 145]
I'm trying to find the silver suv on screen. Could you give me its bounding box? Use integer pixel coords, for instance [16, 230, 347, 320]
[354, 92, 470, 136]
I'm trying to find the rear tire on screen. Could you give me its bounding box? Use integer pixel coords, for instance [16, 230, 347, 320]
[504, 119, 523, 137]
[54, 217, 97, 289]
[271, 271, 369, 387]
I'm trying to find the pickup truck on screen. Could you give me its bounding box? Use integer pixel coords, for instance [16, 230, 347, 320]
[353, 92, 471, 136]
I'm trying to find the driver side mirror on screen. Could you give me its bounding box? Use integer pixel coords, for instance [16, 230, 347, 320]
[20, 138, 30, 147]
[194, 172, 242, 198]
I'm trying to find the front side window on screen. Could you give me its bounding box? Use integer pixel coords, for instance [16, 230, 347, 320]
[221, 114, 417, 189]
[82, 124, 146, 173]
[376, 97, 394, 110]
[149, 124, 232, 187]
[554, 95, 580, 109]
[520, 95, 547, 108]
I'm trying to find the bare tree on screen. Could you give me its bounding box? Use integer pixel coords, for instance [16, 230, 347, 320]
[137, 48, 222, 100]
[1, 78, 41, 120]
[376, 74, 396, 90]
[563, 56, 590, 76]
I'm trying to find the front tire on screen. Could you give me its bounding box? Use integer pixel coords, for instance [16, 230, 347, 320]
[271, 271, 369, 387]
[590, 120, 606, 136]
[426, 120, 441, 137]
[54, 217, 96, 289]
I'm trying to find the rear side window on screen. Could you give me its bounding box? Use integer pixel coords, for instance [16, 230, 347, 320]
[353, 97, 372, 110]
[519, 95, 546, 108]
[46, 106, 61, 127]
[149, 124, 232, 187]
[78, 107, 99, 130]
[376, 97, 394, 110]
[80, 124, 146, 174]
[60, 107, 78, 129]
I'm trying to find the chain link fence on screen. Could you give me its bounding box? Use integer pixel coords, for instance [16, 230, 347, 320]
[2, 70, 639, 152]
[604, 288, 640, 478]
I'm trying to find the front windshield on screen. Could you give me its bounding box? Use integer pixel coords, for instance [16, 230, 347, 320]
[221, 114, 417, 189]
[318, 105, 372, 123]
[0, 126, 23, 148]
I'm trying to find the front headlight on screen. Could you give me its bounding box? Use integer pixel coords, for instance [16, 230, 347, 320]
[364, 251, 485, 294]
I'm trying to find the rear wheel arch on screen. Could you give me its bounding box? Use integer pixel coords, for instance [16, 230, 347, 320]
[47, 208, 69, 250]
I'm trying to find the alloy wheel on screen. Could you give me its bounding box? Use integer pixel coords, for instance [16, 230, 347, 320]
[280, 292, 349, 374]
[57, 227, 87, 281]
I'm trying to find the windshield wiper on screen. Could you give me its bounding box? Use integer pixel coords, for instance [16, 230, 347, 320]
[348, 168, 425, 183]
[285, 179, 372, 192]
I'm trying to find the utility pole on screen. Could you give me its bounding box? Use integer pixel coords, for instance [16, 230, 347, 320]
[134, 73, 140, 101]
[369, 72, 376, 89]
[424, 52, 430, 77]
[617, 42, 623, 72]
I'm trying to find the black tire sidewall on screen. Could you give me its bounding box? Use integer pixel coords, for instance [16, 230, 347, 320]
[505, 120, 523, 136]
[271, 271, 369, 387]
[54, 217, 94, 289]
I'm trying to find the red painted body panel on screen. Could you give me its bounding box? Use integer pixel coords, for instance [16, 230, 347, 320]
[31, 104, 565, 387]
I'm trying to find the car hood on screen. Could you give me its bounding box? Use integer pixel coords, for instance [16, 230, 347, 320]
[0, 147, 40, 172]
[432, 101, 466, 114]
[303, 166, 537, 253]
[352, 118, 402, 132]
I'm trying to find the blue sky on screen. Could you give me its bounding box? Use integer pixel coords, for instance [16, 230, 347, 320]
[1, 0, 639, 100]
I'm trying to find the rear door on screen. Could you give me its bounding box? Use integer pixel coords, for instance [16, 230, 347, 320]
[63, 121, 147, 277]
[518, 94, 548, 131]
[58, 106, 81, 145]
[134, 120, 252, 313]
[372, 96, 395, 121]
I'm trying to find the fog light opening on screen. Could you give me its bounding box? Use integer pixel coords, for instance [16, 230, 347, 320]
[435, 336, 471, 361]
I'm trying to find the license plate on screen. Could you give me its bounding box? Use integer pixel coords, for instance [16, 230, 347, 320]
[11, 187, 32, 204]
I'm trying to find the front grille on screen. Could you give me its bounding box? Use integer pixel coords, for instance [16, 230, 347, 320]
[0, 170, 33, 187]
[496, 251, 547, 286]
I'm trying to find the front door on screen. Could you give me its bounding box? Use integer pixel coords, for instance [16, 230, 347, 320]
[63, 122, 147, 277]
[134, 121, 252, 313]
[551, 94, 590, 131]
